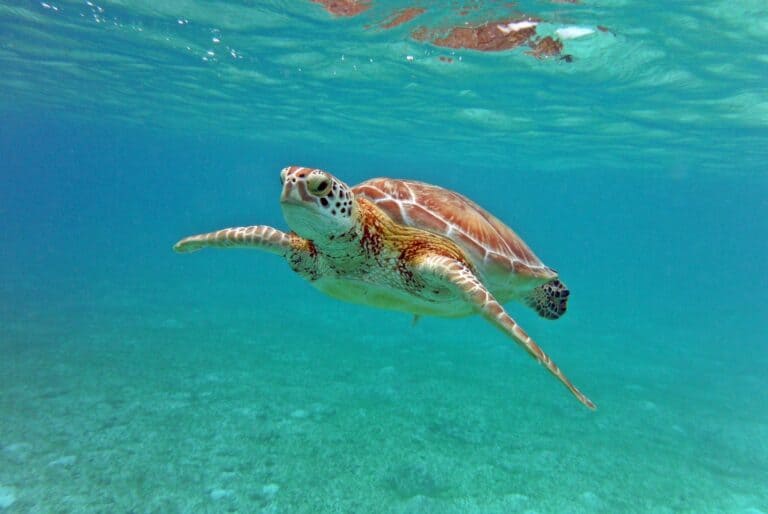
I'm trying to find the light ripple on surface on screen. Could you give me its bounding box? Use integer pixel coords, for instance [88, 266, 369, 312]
[0, 0, 766, 177]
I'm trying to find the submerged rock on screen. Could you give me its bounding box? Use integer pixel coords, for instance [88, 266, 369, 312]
[427, 18, 539, 52]
[311, 0, 371, 17]
[381, 8, 426, 30]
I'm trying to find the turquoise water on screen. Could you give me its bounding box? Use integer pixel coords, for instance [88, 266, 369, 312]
[1, 1, 767, 512]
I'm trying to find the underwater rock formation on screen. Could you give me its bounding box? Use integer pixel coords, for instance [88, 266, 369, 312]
[381, 7, 426, 29]
[425, 19, 539, 52]
[529, 36, 564, 58]
[308, 1, 571, 61]
[310, 0, 371, 17]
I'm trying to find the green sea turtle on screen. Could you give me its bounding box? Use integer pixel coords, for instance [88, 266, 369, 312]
[174, 166, 595, 409]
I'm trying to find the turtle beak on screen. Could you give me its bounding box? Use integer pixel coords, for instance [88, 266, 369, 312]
[280, 180, 308, 206]
[280, 168, 315, 206]
[280, 181, 295, 204]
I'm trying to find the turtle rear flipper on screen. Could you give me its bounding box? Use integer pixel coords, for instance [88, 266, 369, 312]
[526, 279, 569, 320]
[417, 255, 594, 410]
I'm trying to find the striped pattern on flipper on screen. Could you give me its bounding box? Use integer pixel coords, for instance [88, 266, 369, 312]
[419, 254, 596, 410]
[173, 225, 303, 256]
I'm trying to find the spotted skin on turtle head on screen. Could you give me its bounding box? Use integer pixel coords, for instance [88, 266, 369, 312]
[280, 166, 354, 218]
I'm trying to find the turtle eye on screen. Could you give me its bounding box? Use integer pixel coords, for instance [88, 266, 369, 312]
[307, 175, 331, 196]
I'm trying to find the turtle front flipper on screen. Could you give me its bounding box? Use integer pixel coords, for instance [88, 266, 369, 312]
[417, 255, 596, 410]
[174, 225, 305, 256]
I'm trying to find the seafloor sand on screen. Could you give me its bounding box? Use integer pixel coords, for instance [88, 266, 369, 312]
[1, 274, 766, 513]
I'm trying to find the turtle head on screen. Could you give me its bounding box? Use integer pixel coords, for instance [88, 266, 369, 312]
[279, 166, 356, 241]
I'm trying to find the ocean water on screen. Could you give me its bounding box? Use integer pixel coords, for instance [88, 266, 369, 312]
[1, 0, 767, 512]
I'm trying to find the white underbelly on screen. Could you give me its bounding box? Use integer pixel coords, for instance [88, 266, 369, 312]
[311, 277, 475, 318]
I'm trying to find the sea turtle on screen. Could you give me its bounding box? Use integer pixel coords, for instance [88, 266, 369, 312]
[174, 166, 595, 409]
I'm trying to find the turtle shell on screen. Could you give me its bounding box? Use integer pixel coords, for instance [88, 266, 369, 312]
[352, 178, 557, 282]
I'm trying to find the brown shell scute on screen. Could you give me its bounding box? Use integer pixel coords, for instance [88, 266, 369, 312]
[352, 178, 555, 279]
